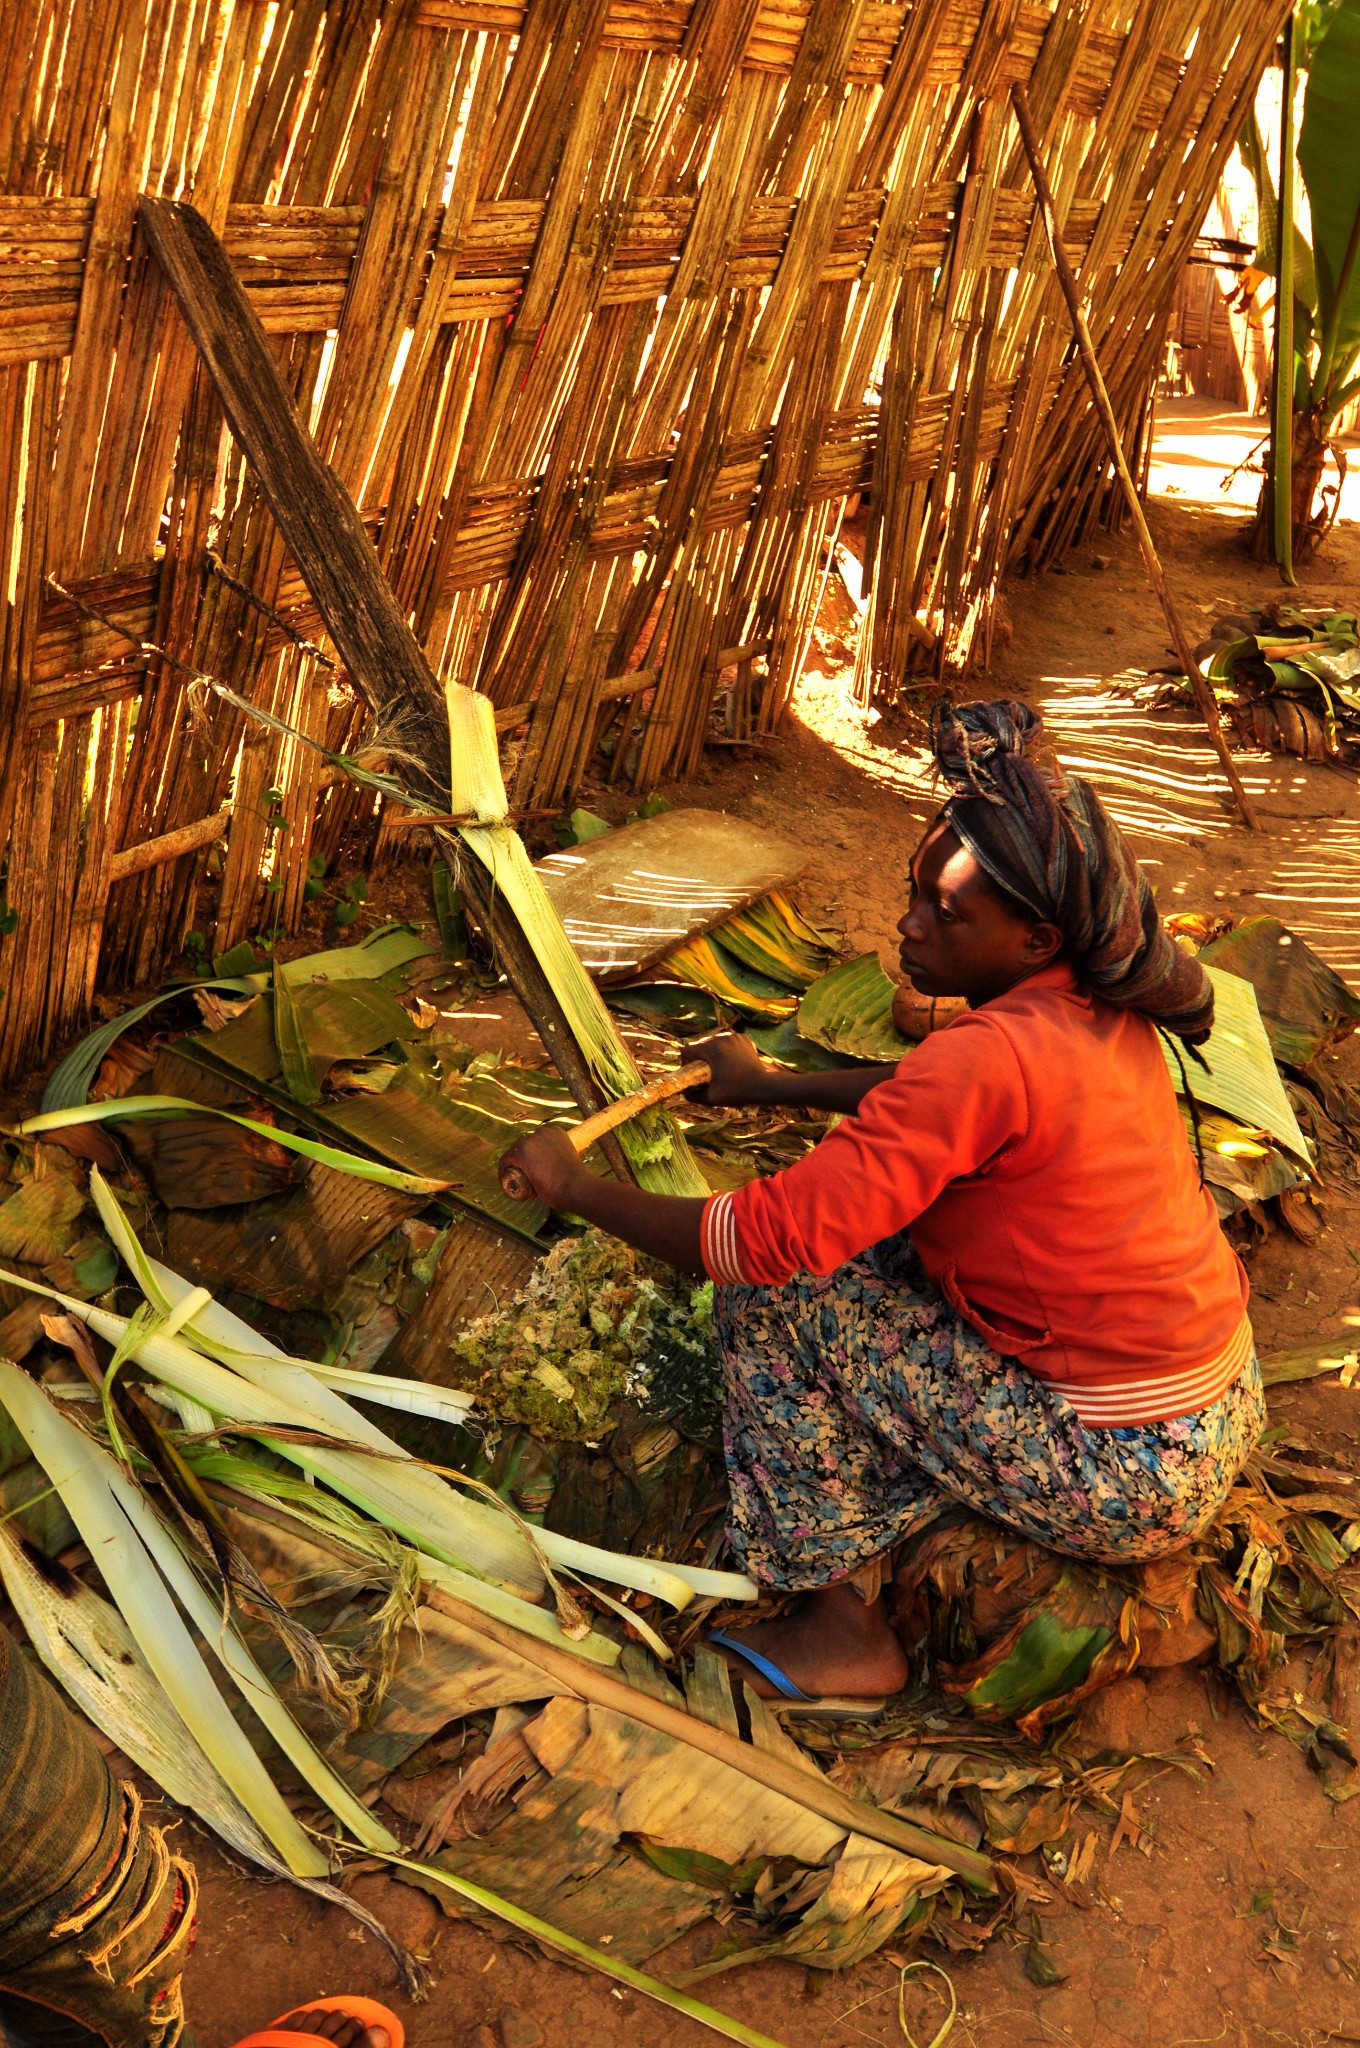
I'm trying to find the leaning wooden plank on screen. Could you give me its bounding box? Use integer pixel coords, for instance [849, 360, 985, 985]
[134, 196, 692, 1188]
[136, 198, 450, 773]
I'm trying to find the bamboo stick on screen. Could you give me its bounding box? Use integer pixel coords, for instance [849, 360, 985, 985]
[1009, 80, 1259, 834]
[499, 1060, 712, 1197]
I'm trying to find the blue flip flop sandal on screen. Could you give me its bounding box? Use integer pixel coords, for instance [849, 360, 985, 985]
[709, 1629, 890, 1721]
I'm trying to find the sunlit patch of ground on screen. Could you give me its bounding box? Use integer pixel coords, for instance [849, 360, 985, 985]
[784, 396, 1360, 988]
[1152, 393, 1360, 523]
[1036, 683, 1262, 843]
[1251, 812, 1360, 980]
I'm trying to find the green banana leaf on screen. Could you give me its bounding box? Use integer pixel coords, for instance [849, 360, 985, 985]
[796, 954, 913, 1064]
[606, 982, 724, 1037]
[954, 1608, 1110, 1719]
[41, 927, 435, 1114]
[1299, 0, 1360, 404]
[322, 1064, 556, 1240]
[636, 1842, 768, 1897]
[203, 979, 421, 1096]
[431, 868, 469, 959]
[561, 808, 613, 846]
[272, 969, 320, 1107]
[1265, 658, 1313, 692]
[1162, 967, 1311, 1167]
[263, 925, 435, 990]
[1207, 636, 1254, 684]
[1237, 106, 1280, 278]
[166, 1026, 559, 1241]
[19, 1096, 448, 1194]
[40, 983, 258, 1113]
[746, 1017, 857, 1071]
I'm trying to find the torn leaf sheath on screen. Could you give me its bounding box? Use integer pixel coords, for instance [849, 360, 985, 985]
[446, 686, 707, 1196]
[454, 818, 707, 1193]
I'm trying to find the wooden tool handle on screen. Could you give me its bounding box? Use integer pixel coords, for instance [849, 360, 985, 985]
[499, 1061, 712, 1201]
[568, 1060, 712, 1151]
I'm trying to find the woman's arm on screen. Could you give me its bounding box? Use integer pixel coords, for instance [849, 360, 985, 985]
[687, 1031, 896, 1115]
[498, 1127, 707, 1272]
[498, 1035, 899, 1274]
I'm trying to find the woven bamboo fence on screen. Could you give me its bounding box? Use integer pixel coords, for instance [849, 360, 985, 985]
[0, 0, 1285, 1084]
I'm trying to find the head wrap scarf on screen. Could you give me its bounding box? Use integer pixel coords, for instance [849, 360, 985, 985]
[933, 699, 1214, 1045]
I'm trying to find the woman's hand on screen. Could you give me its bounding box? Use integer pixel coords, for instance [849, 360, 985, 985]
[685, 1030, 774, 1108]
[499, 1125, 584, 1209]
[500, 1123, 708, 1272]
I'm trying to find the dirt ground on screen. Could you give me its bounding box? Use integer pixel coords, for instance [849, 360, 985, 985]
[109, 402, 1360, 2045]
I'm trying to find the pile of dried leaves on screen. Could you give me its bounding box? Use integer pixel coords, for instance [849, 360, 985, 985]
[357, 1452, 1360, 1984]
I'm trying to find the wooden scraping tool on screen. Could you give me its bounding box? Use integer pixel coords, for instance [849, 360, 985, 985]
[498, 1061, 712, 1200]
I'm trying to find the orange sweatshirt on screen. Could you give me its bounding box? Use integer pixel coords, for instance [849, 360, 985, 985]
[701, 961, 1252, 1426]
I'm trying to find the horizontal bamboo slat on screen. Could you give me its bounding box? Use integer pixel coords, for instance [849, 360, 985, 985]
[0, 177, 1147, 363]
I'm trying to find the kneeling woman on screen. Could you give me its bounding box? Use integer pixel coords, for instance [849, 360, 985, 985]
[501, 700, 1260, 1712]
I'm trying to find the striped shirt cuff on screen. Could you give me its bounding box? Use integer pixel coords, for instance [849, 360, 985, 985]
[1051, 1314, 1255, 1426]
[701, 1191, 747, 1283]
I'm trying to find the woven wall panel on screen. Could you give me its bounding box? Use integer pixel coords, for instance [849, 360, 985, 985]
[0, 0, 1286, 1081]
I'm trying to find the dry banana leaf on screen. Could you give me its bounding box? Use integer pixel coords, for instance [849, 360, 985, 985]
[415, 1666, 951, 1976]
[1199, 915, 1360, 1067]
[165, 1165, 424, 1311]
[0, 1176, 87, 1266]
[119, 1114, 300, 1210]
[662, 933, 801, 1021]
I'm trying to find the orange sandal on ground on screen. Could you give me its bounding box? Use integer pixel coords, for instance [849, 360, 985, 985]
[229, 1995, 404, 2048]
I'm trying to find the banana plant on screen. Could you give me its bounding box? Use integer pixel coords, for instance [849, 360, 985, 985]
[1246, 1, 1360, 572]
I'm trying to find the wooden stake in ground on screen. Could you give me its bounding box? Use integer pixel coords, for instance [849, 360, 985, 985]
[1010, 83, 1261, 834]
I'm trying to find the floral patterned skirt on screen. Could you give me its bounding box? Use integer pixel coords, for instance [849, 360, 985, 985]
[716, 1232, 1263, 1591]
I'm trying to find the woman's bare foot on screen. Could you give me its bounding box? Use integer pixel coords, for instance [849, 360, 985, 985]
[714, 1582, 909, 1701]
[273, 2010, 390, 2048]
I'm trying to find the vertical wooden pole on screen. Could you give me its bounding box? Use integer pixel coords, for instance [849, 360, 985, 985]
[1010, 82, 1260, 833]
